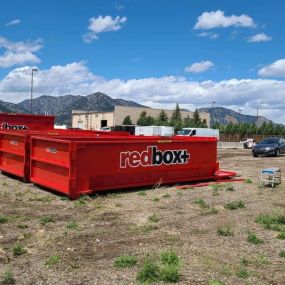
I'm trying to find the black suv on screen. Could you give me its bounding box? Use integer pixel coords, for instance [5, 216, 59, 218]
[252, 137, 285, 157]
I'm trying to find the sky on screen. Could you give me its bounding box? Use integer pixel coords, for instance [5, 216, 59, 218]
[0, 0, 285, 123]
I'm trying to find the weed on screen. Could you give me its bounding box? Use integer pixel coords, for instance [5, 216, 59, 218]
[66, 221, 79, 230]
[12, 244, 27, 256]
[45, 255, 60, 267]
[138, 191, 146, 196]
[176, 191, 183, 196]
[160, 264, 180, 282]
[279, 250, 285, 257]
[224, 200, 245, 210]
[276, 232, 285, 240]
[244, 179, 253, 184]
[17, 224, 28, 229]
[60, 196, 69, 201]
[148, 214, 159, 223]
[208, 281, 225, 285]
[2, 182, 8, 186]
[167, 235, 179, 245]
[75, 195, 91, 206]
[160, 250, 180, 266]
[141, 224, 158, 233]
[203, 206, 219, 215]
[0, 215, 8, 224]
[153, 197, 160, 202]
[137, 259, 160, 283]
[240, 257, 249, 267]
[39, 216, 55, 225]
[194, 198, 209, 208]
[1, 270, 15, 285]
[114, 255, 137, 268]
[211, 184, 220, 196]
[252, 254, 270, 266]
[256, 212, 285, 231]
[247, 232, 264, 245]
[225, 184, 235, 191]
[236, 266, 250, 278]
[162, 193, 171, 198]
[217, 226, 234, 236]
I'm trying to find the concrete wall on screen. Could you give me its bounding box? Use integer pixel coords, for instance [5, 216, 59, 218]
[72, 111, 114, 130]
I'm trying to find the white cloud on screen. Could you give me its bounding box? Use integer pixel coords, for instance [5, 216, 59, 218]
[5, 19, 21, 26]
[0, 37, 43, 68]
[1, 62, 285, 123]
[258, 59, 285, 77]
[83, 15, 127, 42]
[197, 32, 219, 39]
[194, 10, 255, 30]
[185, 61, 214, 73]
[248, 33, 272, 43]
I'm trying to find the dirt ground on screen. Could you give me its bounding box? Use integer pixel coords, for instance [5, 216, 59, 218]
[0, 149, 285, 285]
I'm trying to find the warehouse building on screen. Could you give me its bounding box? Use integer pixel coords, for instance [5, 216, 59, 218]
[72, 105, 210, 130]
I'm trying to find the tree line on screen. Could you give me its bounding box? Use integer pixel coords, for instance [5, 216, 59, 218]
[213, 122, 285, 136]
[122, 103, 207, 131]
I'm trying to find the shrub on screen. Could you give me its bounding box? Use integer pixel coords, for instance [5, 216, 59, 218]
[114, 255, 137, 268]
[1, 270, 15, 285]
[224, 200, 245, 210]
[247, 232, 264, 245]
[12, 244, 27, 256]
[217, 226, 234, 236]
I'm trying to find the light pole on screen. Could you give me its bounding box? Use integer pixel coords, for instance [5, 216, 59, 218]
[30, 68, 38, 113]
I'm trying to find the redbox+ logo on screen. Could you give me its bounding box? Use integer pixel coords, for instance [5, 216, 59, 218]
[120, 146, 190, 168]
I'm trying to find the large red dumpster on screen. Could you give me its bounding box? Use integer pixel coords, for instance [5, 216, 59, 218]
[0, 129, 129, 181]
[29, 136, 223, 199]
[0, 113, 54, 130]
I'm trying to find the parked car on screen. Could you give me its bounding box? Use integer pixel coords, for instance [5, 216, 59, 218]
[252, 137, 285, 157]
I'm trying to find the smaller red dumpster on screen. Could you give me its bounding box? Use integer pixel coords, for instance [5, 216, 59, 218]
[29, 136, 232, 199]
[0, 113, 55, 130]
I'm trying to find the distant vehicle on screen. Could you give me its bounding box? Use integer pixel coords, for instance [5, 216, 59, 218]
[252, 137, 285, 157]
[100, 127, 111, 131]
[177, 128, 220, 139]
[241, 138, 256, 149]
[135, 126, 174, 137]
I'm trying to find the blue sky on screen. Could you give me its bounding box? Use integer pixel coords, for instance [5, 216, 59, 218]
[0, 0, 285, 123]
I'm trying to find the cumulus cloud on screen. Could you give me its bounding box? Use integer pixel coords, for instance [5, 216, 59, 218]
[5, 19, 21, 26]
[0, 37, 43, 68]
[184, 61, 214, 73]
[248, 33, 272, 43]
[1, 61, 285, 123]
[258, 59, 285, 77]
[194, 10, 255, 30]
[83, 15, 127, 42]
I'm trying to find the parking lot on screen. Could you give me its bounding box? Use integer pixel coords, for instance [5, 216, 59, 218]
[0, 148, 285, 285]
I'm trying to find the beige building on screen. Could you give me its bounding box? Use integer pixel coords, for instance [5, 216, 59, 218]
[72, 105, 210, 130]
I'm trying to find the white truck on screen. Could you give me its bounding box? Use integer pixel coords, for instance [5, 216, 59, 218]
[135, 126, 174, 137]
[177, 128, 220, 139]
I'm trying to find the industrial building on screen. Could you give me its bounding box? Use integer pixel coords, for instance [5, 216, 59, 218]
[72, 105, 210, 130]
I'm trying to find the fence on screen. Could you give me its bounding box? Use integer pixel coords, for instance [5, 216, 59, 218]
[220, 133, 283, 142]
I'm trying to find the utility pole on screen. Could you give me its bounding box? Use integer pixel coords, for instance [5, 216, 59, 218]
[30, 68, 38, 113]
[211, 101, 216, 127]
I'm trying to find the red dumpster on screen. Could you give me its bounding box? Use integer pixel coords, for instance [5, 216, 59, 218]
[0, 113, 55, 130]
[29, 136, 222, 199]
[0, 129, 129, 181]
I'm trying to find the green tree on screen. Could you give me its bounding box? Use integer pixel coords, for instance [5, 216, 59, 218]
[137, 111, 148, 126]
[171, 103, 182, 122]
[122, 115, 133, 125]
[156, 110, 169, 126]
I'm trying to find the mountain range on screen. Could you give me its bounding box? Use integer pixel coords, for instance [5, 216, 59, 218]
[0, 92, 272, 126]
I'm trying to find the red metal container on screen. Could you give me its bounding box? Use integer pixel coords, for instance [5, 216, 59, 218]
[29, 136, 221, 199]
[0, 113, 54, 130]
[0, 129, 127, 181]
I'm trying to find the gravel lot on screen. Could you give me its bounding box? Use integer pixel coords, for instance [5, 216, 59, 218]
[0, 149, 285, 285]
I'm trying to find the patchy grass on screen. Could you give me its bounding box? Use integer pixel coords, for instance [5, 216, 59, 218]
[236, 266, 250, 279]
[208, 280, 225, 285]
[74, 195, 91, 206]
[244, 178, 253, 184]
[0, 215, 8, 224]
[45, 255, 60, 267]
[224, 200, 245, 210]
[1, 270, 15, 285]
[247, 232, 264, 245]
[279, 250, 285, 258]
[137, 250, 181, 283]
[148, 213, 159, 223]
[66, 221, 79, 230]
[225, 184, 235, 191]
[17, 224, 28, 229]
[39, 216, 55, 225]
[162, 193, 171, 198]
[114, 255, 137, 268]
[194, 198, 209, 209]
[276, 232, 285, 240]
[217, 226, 234, 237]
[255, 212, 285, 231]
[137, 191, 147, 196]
[152, 197, 160, 202]
[12, 244, 27, 256]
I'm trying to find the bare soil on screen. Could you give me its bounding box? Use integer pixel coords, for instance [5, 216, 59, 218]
[0, 149, 285, 285]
